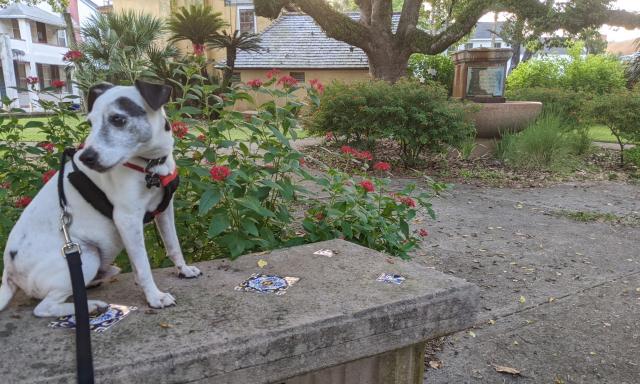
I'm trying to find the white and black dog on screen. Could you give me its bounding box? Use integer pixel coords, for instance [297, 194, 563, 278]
[0, 80, 201, 317]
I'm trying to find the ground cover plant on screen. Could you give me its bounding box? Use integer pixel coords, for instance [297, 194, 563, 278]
[0, 61, 441, 274]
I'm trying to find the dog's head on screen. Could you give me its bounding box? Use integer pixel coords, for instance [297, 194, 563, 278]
[80, 80, 173, 172]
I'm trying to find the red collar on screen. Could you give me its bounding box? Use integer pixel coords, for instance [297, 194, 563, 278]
[123, 162, 179, 188]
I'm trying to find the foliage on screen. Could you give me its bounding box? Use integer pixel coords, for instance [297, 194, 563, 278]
[73, 11, 178, 92]
[168, 4, 227, 55]
[496, 112, 591, 172]
[624, 147, 640, 168]
[587, 89, 640, 165]
[207, 30, 262, 88]
[505, 87, 591, 127]
[562, 43, 626, 94]
[408, 54, 455, 94]
[506, 58, 564, 90]
[308, 80, 475, 167]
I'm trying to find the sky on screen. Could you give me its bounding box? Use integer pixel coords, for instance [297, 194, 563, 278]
[480, 0, 640, 42]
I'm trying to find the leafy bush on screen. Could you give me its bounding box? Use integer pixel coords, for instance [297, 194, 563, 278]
[563, 52, 626, 94]
[309, 80, 475, 166]
[506, 58, 564, 90]
[496, 113, 591, 172]
[408, 54, 455, 94]
[587, 89, 640, 165]
[505, 87, 591, 127]
[1, 62, 442, 274]
[624, 147, 640, 167]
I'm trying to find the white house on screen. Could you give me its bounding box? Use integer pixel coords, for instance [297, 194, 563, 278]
[455, 22, 508, 51]
[0, 2, 98, 110]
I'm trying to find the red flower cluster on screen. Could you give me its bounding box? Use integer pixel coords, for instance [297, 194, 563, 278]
[299, 157, 306, 166]
[266, 69, 280, 79]
[38, 142, 55, 152]
[26, 76, 39, 85]
[309, 79, 324, 94]
[197, 134, 206, 142]
[0, 181, 10, 189]
[52, 80, 66, 89]
[341, 145, 372, 161]
[15, 196, 32, 208]
[171, 121, 189, 139]
[373, 161, 391, 172]
[42, 170, 56, 184]
[359, 180, 375, 193]
[277, 75, 298, 88]
[193, 43, 205, 56]
[63, 50, 83, 62]
[325, 131, 334, 141]
[399, 196, 415, 207]
[419, 229, 429, 237]
[246, 79, 263, 88]
[315, 212, 324, 220]
[210, 165, 231, 181]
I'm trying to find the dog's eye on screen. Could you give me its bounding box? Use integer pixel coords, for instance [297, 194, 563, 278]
[109, 114, 127, 127]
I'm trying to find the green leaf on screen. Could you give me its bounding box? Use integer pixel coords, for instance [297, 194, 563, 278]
[235, 196, 275, 217]
[24, 121, 44, 128]
[399, 220, 409, 238]
[241, 218, 259, 237]
[208, 213, 230, 237]
[198, 188, 221, 215]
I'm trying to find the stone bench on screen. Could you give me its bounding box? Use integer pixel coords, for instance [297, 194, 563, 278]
[0, 239, 479, 384]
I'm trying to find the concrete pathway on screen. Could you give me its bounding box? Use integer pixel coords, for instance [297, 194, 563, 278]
[419, 182, 640, 384]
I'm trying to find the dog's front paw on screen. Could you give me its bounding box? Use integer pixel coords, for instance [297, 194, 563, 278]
[146, 291, 176, 309]
[88, 300, 109, 314]
[178, 265, 202, 279]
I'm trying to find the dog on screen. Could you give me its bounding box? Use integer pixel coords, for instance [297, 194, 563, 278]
[0, 80, 201, 317]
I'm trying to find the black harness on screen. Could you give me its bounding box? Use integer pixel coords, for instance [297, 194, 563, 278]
[57, 148, 179, 384]
[64, 148, 180, 224]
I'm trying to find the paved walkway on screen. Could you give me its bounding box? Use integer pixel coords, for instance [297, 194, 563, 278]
[418, 182, 640, 384]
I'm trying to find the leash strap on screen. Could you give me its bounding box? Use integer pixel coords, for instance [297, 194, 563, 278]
[59, 148, 95, 384]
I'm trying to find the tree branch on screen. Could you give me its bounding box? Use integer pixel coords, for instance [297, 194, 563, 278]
[355, 0, 372, 27]
[605, 9, 640, 29]
[396, 0, 422, 38]
[370, 0, 393, 32]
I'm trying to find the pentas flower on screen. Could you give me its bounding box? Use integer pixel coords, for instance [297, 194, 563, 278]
[210, 165, 231, 182]
[373, 161, 391, 171]
[309, 79, 324, 94]
[277, 75, 298, 88]
[197, 134, 206, 142]
[42, 170, 56, 184]
[52, 80, 66, 89]
[315, 212, 324, 220]
[399, 196, 416, 208]
[171, 121, 189, 139]
[299, 157, 306, 166]
[419, 229, 429, 237]
[359, 180, 375, 193]
[38, 142, 55, 152]
[325, 131, 334, 141]
[266, 68, 280, 79]
[15, 196, 32, 208]
[0, 181, 10, 189]
[341, 145, 355, 155]
[193, 43, 205, 56]
[63, 50, 83, 62]
[26, 76, 39, 85]
[246, 79, 263, 88]
[355, 150, 372, 161]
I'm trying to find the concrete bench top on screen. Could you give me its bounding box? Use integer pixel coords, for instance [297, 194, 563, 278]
[0, 240, 479, 384]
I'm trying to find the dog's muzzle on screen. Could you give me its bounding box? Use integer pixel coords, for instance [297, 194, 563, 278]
[79, 147, 110, 172]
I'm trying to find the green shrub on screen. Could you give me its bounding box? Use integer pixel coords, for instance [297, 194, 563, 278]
[408, 54, 455, 94]
[587, 89, 640, 165]
[506, 58, 564, 90]
[496, 113, 590, 172]
[505, 87, 590, 127]
[624, 147, 640, 167]
[563, 53, 626, 94]
[309, 80, 475, 167]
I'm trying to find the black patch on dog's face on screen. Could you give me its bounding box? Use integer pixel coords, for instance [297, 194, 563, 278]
[9, 250, 17, 260]
[115, 97, 146, 117]
[164, 120, 170, 132]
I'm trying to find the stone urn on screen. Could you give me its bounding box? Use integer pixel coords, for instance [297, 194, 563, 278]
[451, 48, 542, 139]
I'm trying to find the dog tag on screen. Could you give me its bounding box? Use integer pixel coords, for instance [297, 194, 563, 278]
[145, 173, 161, 189]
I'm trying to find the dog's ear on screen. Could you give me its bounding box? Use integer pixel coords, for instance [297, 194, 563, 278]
[135, 80, 172, 111]
[87, 82, 114, 112]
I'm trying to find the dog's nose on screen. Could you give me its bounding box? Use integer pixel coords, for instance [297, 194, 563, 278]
[79, 147, 100, 168]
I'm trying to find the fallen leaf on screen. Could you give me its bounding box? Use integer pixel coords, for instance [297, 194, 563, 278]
[144, 309, 158, 315]
[468, 331, 476, 338]
[519, 295, 526, 304]
[429, 360, 442, 369]
[257, 259, 268, 268]
[488, 319, 496, 325]
[493, 364, 521, 375]
[386, 258, 395, 264]
[159, 322, 174, 329]
[514, 203, 524, 209]
[513, 340, 519, 345]
[549, 297, 556, 303]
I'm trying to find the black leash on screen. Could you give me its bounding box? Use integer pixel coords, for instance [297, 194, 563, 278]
[58, 148, 95, 384]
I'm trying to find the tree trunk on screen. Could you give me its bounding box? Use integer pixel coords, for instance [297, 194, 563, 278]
[509, 44, 521, 73]
[521, 48, 534, 64]
[366, 44, 411, 83]
[222, 46, 237, 89]
[63, 11, 77, 47]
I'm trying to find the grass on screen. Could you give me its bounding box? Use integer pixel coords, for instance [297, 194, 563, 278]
[555, 210, 640, 226]
[588, 125, 630, 144]
[1, 117, 310, 142]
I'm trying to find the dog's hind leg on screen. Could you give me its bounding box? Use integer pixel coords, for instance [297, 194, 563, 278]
[0, 268, 17, 311]
[33, 289, 108, 317]
[154, 201, 201, 278]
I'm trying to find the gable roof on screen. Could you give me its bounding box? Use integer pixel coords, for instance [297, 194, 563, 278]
[0, 3, 66, 27]
[235, 12, 395, 69]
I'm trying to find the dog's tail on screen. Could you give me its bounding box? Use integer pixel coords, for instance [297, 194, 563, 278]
[0, 268, 16, 311]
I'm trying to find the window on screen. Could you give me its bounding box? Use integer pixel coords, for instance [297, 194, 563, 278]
[493, 42, 502, 48]
[238, 8, 255, 34]
[13, 60, 27, 89]
[57, 29, 67, 47]
[464, 43, 473, 50]
[35, 22, 47, 43]
[231, 72, 241, 84]
[11, 19, 21, 40]
[290, 71, 305, 83]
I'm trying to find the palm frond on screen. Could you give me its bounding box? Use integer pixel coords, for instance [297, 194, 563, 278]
[207, 30, 262, 52]
[167, 4, 227, 45]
